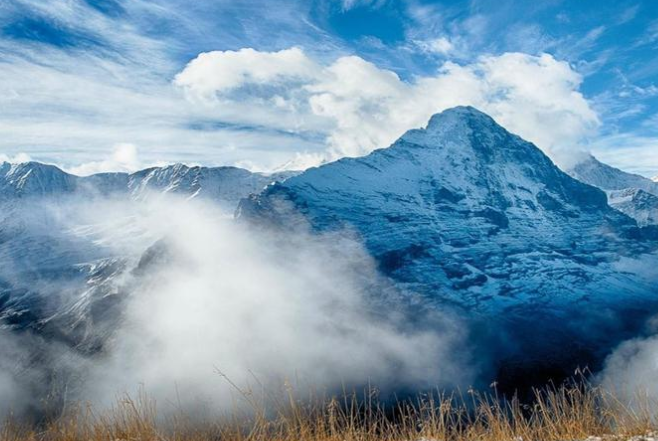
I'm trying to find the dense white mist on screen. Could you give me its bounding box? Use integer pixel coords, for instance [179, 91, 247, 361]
[0, 195, 471, 415]
[598, 318, 658, 403]
[83, 196, 470, 411]
[0, 331, 30, 417]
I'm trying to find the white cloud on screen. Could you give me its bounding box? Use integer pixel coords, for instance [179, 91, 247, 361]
[67, 143, 141, 176]
[0, 152, 32, 164]
[340, 0, 387, 11]
[76, 196, 470, 410]
[0, 49, 326, 172]
[176, 48, 599, 167]
[417, 37, 455, 55]
[174, 48, 320, 99]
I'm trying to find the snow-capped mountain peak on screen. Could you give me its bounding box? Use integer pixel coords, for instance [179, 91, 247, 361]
[237, 106, 658, 389]
[240, 106, 653, 312]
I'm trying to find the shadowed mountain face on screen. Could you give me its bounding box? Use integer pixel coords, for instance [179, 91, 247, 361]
[239, 106, 658, 391]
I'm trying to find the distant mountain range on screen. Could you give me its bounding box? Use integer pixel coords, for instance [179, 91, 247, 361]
[0, 162, 297, 356]
[1, 106, 657, 394]
[0, 161, 296, 208]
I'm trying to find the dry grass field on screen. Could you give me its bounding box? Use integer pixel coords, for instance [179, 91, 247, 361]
[2, 379, 658, 441]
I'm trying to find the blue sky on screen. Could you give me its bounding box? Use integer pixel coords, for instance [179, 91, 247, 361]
[0, 0, 657, 176]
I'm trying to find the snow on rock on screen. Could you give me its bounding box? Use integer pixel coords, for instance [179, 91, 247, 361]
[240, 106, 657, 313]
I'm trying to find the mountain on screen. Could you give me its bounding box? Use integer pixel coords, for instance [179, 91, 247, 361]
[240, 107, 653, 309]
[0, 161, 295, 277]
[0, 161, 296, 351]
[565, 155, 658, 226]
[239, 106, 658, 388]
[567, 155, 658, 196]
[608, 188, 658, 227]
[0, 162, 77, 198]
[1, 109, 658, 394]
[0, 161, 294, 207]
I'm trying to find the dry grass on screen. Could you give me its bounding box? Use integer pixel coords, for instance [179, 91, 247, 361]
[2, 379, 658, 441]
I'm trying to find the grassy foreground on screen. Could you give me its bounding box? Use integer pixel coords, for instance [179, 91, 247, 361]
[2, 381, 658, 441]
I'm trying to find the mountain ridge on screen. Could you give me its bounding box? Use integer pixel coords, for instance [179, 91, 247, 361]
[0, 161, 296, 207]
[567, 155, 658, 196]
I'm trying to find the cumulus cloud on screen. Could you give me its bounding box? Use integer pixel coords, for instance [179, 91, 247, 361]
[176, 48, 599, 168]
[174, 47, 320, 99]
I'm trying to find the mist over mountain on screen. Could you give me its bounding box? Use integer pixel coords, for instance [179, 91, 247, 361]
[1, 107, 657, 414]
